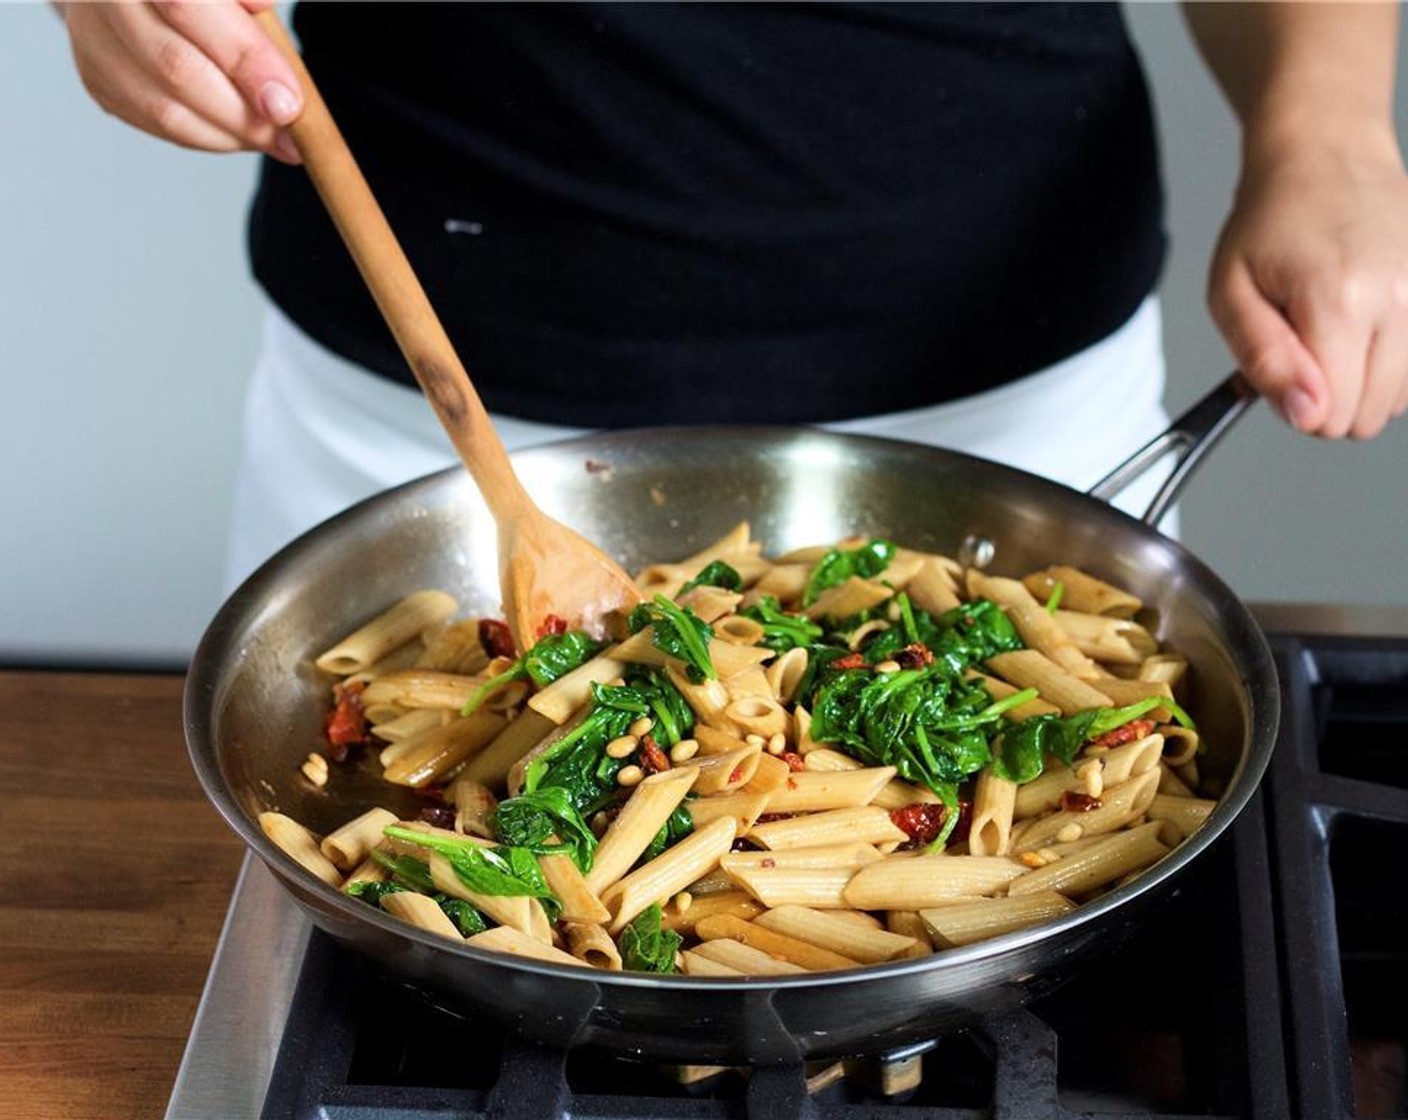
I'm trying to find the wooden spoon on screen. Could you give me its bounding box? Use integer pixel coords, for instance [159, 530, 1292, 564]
[256, 12, 641, 646]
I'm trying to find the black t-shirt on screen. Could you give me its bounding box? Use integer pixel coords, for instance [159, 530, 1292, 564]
[249, 2, 1164, 426]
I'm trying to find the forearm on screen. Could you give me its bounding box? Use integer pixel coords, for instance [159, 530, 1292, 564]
[1182, 1, 1400, 164]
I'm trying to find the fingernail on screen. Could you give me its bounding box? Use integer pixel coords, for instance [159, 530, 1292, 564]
[1284, 387, 1316, 431]
[273, 133, 302, 164]
[259, 80, 300, 124]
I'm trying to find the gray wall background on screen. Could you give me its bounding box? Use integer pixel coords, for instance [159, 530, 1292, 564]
[3, 2, 1406, 667]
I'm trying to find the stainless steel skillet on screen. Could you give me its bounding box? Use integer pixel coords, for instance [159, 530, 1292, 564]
[184, 374, 1274, 1064]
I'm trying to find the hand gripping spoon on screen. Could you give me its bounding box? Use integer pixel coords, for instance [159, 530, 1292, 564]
[257, 12, 641, 646]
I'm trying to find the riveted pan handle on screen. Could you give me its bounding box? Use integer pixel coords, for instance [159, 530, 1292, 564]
[1088, 372, 1258, 527]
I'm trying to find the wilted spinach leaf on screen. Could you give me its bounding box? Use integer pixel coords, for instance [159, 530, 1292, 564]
[627, 595, 716, 682]
[619, 902, 682, 973]
[803, 539, 896, 606]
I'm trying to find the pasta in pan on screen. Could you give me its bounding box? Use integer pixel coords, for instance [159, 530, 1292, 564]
[265, 523, 1218, 975]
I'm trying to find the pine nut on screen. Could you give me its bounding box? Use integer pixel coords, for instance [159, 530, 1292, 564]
[617, 764, 644, 788]
[629, 717, 654, 738]
[605, 735, 639, 759]
[673, 891, 693, 913]
[874, 660, 901, 674]
[1055, 823, 1084, 843]
[670, 739, 700, 763]
[766, 732, 787, 755]
[300, 752, 328, 788]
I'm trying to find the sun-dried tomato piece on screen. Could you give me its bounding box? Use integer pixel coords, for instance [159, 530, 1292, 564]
[889, 803, 949, 847]
[1060, 791, 1103, 813]
[1087, 718, 1156, 750]
[894, 643, 934, 669]
[324, 681, 368, 760]
[419, 805, 457, 829]
[638, 734, 671, 775]
[478, 618, 517, 660]
[536, 614, 569, 639]
[830, 652, 867, 671]
[781, 751, 807, 772]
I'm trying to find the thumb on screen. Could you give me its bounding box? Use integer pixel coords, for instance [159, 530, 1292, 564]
[1209, 257, 1330, 433]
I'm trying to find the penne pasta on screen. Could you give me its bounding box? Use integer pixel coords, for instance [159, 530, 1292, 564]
[466, 925, 584, 967]
[920, 890, 1076, 947]
[967, 571, 1101, 679]
[721, 843, 883, 873]
[538, 848, 611, 925]
[662, 889, 765, 935]
[748, 805, 909, 851]
[1007, 821, 1169, 898]
[725, 865, 855, 910]
[1011, 767, 1160, 853]
[1012, 734, 1163, 819]
[414, 618, 491, 676]
[844, 854, 1028, 910]
[885, 910, 935, 958]
[691, 741, 763, 795]
[315, 590, 458, 675]
[686, 790, 773, 833]
[1052, 611, 1158, 665]
[563, 922, 623, 970]
[527, 653, 629, 724]
[689, 938, 807, 976]
[804, 576, 894, 621]
[319, 807, 399, 871]
[680, 950, 745, 976]
[967, 768, 1017, 857]
[984, 649, 1115, 715]
[1021, 566, 1142, 619]
[694, 914, 862, 972]
[760, 767, 896, 814]
[381, 710, 508, 787]
[753, 904, 917, 963]
[379, 891, 464, 941]
[600, 817, 738, 933]
[1147, 793, 1215, 839]
[260, 811, 343, 886]
[585, 766, 699, 895]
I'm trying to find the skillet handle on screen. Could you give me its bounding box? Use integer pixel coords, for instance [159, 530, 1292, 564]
[1087, 372, 1258, 527]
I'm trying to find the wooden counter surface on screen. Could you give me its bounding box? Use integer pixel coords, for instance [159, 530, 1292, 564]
[0, 671, 245, 1120]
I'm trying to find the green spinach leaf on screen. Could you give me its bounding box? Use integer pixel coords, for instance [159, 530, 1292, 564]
[680, 560, 742, 595]
[627, 595, 717, 682]
[460, 629, 604, 716]
[740, 595, 825, 653]
[803, 539, 896, 606]
[992, 698, 1167, 783]
[618, 902, 682, 973]
[383, 825, 557, 904]
[491, 786, 599, 871]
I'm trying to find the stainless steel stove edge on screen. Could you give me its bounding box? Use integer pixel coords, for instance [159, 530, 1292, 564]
[1249, 601, 1408, 639]
[165, 855, 311, 1120]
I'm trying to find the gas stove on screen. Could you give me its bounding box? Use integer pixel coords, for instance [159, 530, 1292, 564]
[165, 606, 1408, 1120]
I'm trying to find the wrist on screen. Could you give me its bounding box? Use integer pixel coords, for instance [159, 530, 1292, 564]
[1240, 111, 1404, 185]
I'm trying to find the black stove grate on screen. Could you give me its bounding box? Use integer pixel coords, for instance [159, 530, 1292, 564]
[1268, 638, 1408, 1120]
[257, 635, 1408, 1120]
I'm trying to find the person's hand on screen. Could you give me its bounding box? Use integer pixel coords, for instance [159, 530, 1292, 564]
[1208, 128, 1408, 440]
[58, 0, 303, 164]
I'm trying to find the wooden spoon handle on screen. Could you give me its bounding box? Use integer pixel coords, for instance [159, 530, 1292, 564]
[255, 10, 530, 521]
